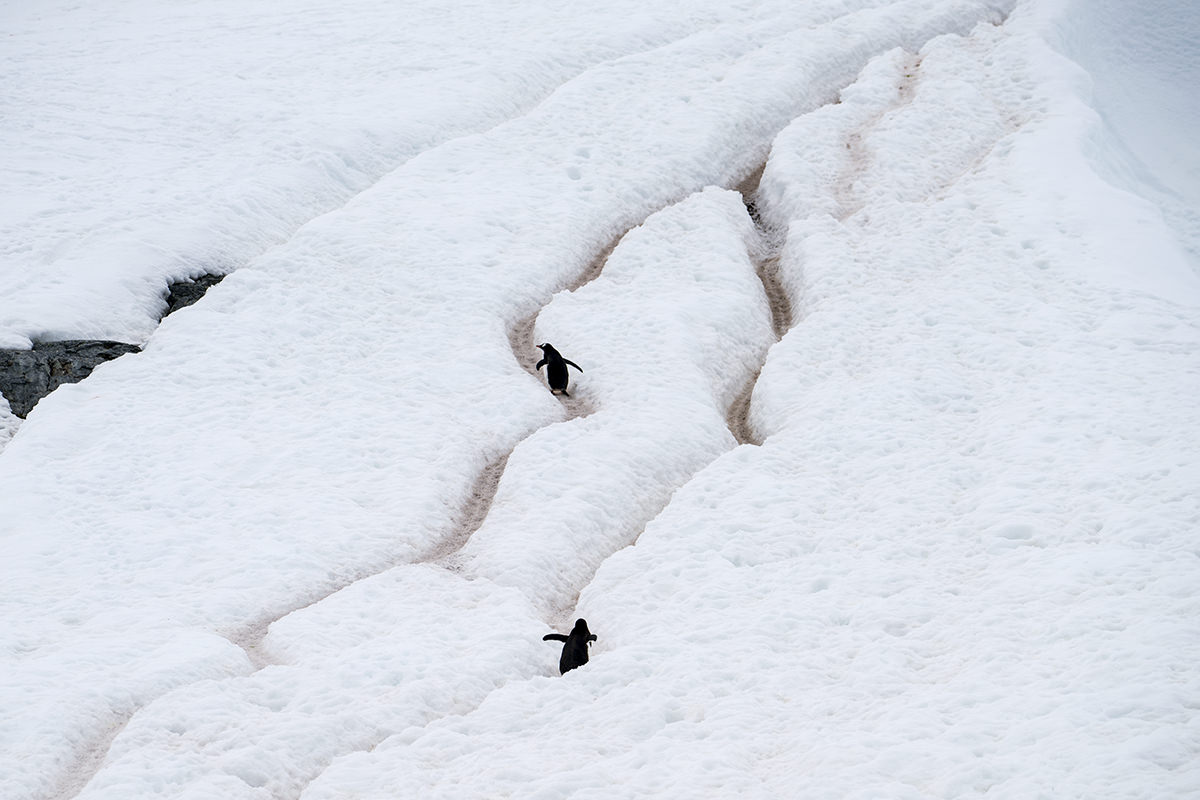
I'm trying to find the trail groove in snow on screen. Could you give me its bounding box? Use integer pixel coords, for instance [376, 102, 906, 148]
[220, 450, 519, 669]
[726, 166, 790, 446]
[827, 44, 1028, 223]
[419, 451, 514, 567]
[829, 51, 925, 220]
[225, 621, 273, 672]
[509, 311, 595, 421]
[45, 718, 131, 800]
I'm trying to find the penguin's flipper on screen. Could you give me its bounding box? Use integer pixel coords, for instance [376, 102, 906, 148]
[564, 359, 582, 372]
[536, 358, 548, 370]
[587, 634, 597, 643]
[543, 634, 569, 642]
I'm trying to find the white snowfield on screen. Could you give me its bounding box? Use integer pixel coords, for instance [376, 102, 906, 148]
[1, 0, 1198, 798]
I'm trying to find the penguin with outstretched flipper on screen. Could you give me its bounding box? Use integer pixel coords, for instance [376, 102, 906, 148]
[543, 618, 597, 674]
[535, 343, 582, 397]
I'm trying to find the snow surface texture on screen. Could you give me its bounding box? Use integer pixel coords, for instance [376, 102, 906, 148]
[2, 0, 1199, 798]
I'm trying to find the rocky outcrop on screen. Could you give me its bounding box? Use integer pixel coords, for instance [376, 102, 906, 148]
[162, 273, 224, 318]
[0, 341, 142, 418]
[0, 273, 225, 420]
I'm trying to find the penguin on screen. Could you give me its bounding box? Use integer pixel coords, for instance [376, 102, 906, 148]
[535, 343, 582, 397]
[543, 618, 597, 674]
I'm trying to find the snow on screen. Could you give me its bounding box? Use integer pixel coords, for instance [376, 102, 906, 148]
[2, 0, 1198, 798]
[1043, 0, 1200, 266]
[0, 0, 755, 346]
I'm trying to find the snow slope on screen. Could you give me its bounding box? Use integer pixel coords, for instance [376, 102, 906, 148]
[2, 0, 1198, 798]
[1, 0, 762, 346]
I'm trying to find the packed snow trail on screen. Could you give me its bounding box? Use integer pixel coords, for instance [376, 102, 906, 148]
[0, 2, 1015, 798]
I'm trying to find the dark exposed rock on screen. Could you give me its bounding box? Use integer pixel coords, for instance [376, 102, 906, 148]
[0, 273, 225, 420]
[0, 341, 141, 418]
[163, 273, 225, 318]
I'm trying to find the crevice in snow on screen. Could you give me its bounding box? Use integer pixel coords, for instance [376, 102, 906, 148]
[738, 164, 793, 340]
[725, 374, 762, 447]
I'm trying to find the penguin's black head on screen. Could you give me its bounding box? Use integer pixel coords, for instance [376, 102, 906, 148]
[572, 618, 590, 634]
[537, 342, 552, 352]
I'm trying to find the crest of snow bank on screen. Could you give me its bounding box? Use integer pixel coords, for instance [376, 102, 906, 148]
[1038, 0, 1200, 270]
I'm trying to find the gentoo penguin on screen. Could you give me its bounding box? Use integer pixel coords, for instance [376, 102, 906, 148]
[535, 343, 582, 397]
[543, 618, 597, 674]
